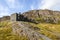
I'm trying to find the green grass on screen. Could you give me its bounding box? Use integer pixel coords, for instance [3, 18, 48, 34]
[21, 21, 60, 40]
[0, 21, 28, 40]
[0, 21, 60, 40]
[36, 23, 60, 40]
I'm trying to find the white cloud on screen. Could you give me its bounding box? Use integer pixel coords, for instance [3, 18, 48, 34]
[30, 5, 34, 10]
[5, 0, 15, 8]
[0, 0, 24, 17]
[38, 0, 60, 10]
[5, 0, 23, 9]
[0, 4, 9, 17]
[30, 2, 36, 10]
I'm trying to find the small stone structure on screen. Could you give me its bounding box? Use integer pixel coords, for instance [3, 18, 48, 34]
[10, 13, 18, 21]
[10, 13, 30, 22]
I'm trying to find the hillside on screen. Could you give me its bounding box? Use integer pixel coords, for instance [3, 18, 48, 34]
[0, 9, 60, 40]
[23, 9, 60, 24]
[0, 9, 60, 24]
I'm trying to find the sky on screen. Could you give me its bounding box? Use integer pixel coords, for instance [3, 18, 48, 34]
[0, 0, 60, 17]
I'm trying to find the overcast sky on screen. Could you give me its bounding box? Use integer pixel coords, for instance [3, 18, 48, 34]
[0, 0, 60, 17]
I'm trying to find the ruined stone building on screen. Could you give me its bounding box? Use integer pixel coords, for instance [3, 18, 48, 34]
[10, 13, 18, 21]
[10, 13, 30, 22]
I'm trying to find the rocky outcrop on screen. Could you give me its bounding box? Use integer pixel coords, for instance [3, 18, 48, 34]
[11, 21, 51, 40]
[22, 9, 60, 24]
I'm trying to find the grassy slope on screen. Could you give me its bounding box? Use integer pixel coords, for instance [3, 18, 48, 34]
[0, 21, 28, 40]
[22, 22, 60, 40]
[0, 21, 60, 40]
[36, 23, 60, 40]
